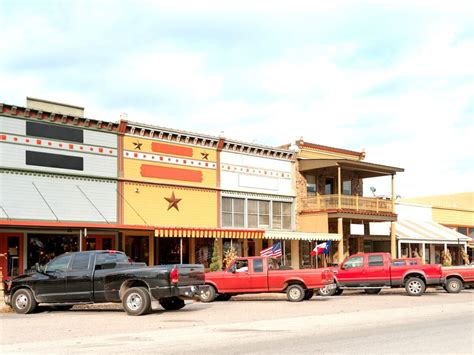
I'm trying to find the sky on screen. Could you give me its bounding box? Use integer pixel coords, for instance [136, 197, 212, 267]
[0, 0, 473, 199]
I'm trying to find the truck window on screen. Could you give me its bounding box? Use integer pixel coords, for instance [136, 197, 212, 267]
[368, 255, 384, 267]
[235, 260, 249, 273]
[71, 253, 91, 271]
[253, 259, 263, 272]
[342, 256, 363, 269]
[96, 252, 128, 266]
[45, 254, 72, 273]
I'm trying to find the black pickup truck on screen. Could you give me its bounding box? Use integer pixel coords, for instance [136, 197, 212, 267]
[4, 250, 208, 316]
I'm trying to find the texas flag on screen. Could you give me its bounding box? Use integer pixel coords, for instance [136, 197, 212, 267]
[311, 241, 332, 256]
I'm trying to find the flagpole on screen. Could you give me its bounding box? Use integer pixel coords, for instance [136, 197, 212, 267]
[315, 243, 318, 269]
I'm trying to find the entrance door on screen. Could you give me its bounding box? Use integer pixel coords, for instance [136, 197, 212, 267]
[126, 236, 150, 264]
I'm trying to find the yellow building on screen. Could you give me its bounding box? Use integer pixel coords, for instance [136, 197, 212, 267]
[401, 192, 474, 260]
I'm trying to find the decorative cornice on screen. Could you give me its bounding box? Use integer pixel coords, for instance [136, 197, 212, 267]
[0, 102, 120, 133]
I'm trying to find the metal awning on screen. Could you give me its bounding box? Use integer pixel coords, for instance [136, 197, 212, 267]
[299, 159, 404, 178]
[264, 230, 340, 241]
[154, 227, 265, 239]
[396, 219, 472, 243]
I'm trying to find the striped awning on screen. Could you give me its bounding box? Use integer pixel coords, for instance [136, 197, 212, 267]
[264, 230, 340, 241]
[154, 227, 265, 239]
[396, 220, 472, 243]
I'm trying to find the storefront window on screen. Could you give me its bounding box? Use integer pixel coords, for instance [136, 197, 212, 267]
[159, 238, 188, 265]
[27, 234, 79, 268]
[283, 240, 291, 266]
[299, 241, 314, 269]
[195, 239, 214, 268]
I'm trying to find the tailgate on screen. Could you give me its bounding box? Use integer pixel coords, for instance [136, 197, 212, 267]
[176, 264, 205, 286]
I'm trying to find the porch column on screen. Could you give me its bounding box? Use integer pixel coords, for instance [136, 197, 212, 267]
[255, 239, 263, 255]
[217, 238, 223, 269]
[337, 166, 342, 209]
[398, 240, 402, 258]
[390, 222, 396, 258]
[243, 239, 248, 257]
[391, 174, 395, 213]
[179, 238, 183, 264]
[148, 234, 154, 266]
[444, 243, 447, 252]
[79, 229, 83, 252]
[337, 217, 344, 263]
[421, 242, 426, 264]
[121, 233, 126, 253]
[189, 238, 196, 264]
[291, 240, 300, 269]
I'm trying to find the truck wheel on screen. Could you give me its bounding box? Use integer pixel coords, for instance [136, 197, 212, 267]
[365, 288, 382, 295]
[317, 285, 337, 297]
[287, 284, 305, 302]
[303, 289, 314, 300]
[198, 285, 216, 303]
[12, 288, 37, 314]
[405, 277, 426, 296]
[122, 287, 151, 316]
[446, 278, 462, 294]
[159, 297, 185, 311]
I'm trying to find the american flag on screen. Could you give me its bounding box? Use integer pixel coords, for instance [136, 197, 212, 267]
[260, 242, 282, 258]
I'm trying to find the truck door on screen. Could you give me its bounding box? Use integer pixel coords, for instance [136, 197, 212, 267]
[35, 254, 72, 303]
[249, 258, 268, 291]
[221, 259, 251, 292]
[362, 254, 390, 287]
[65, 253, 93, 302]
[337, 255, 365, 286]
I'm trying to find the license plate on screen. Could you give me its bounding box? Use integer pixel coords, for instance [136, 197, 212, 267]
[326, 283, 337, 290]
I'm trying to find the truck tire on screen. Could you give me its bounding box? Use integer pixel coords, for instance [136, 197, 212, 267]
[445, 278, 462, 294]
[12, 288, 37, 314]
[365, 288, 382, 295]
[287, 284, 305, 302]
[317, 285, 337, 297]
[122, 287, 151, 316]
[159, 297, 186, 311]
[198, 285, 217, 303]
[303, 289, 314, 300]
[405, 277, 426, 296]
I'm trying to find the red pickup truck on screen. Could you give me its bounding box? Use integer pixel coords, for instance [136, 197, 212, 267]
[318, 252, 443, 296]
[198, 256, 335, 302]
[442, 265, 474, 293]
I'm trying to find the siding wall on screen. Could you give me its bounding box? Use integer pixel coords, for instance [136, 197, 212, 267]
[0, 170, 117, 222]
[220, 151, 294, 196]
[0, 116, 117, 178]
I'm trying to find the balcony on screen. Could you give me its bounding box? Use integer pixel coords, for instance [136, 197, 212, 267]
[301, 194, 394, 214]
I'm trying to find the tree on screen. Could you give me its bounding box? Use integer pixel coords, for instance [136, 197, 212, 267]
[209, 239, 221, 271]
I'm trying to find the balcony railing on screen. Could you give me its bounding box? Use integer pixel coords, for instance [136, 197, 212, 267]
[301, 194, 393, 213]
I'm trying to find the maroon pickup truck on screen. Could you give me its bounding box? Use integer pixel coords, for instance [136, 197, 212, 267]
[318, 252, 443, 296]
[198, 256, 335, 302]
[442, 265, 474, 293]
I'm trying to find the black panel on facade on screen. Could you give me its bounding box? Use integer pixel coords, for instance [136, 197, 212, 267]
[26, 151, 84, 171]
[26, 121, 84, 143]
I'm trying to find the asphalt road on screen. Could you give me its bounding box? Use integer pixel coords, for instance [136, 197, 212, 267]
[1, 289, 473, 354]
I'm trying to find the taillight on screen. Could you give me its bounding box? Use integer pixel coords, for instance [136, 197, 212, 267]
[170, 267, 179, 286]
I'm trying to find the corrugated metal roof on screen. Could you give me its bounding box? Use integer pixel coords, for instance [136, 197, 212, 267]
[396, 219, 472, 243]
[264, 230, 340, 241]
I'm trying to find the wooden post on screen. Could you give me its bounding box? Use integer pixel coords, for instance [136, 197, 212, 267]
[189, 238, 196, 264]
[337, 217, 344, 263]
[337, 167, 342, 209]
[391, 222, 396, 258]
[217, 238, 223, 269]
[243, 239, 248, 257]
[356, 194, 359, 211]
[391, 174, 395, 213]
[148, 234, 154, 266]
[255, 239, 263, 255]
